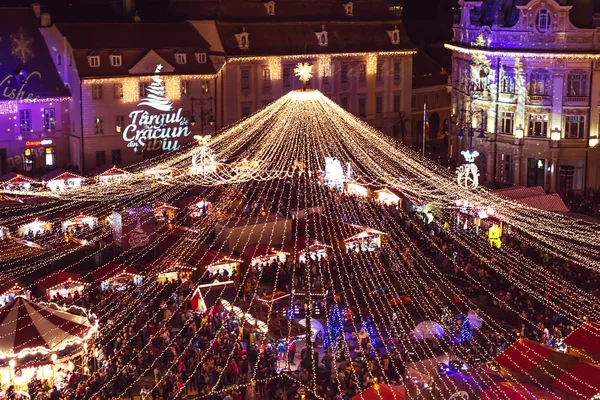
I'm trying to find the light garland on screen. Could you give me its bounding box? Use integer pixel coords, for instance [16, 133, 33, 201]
[227, 50, 416, 63]
[445, 43, 600, 60]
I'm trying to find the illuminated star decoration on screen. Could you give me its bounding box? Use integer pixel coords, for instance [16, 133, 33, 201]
[10, 28, 34, 64]
[294, 62, 313, 89]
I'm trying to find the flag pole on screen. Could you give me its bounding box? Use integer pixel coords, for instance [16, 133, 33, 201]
[422, 103, 426, 157]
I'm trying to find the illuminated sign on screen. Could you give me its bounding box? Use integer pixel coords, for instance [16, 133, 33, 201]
[457, 150, 480, 190]
[123, 65, 190, 152]
[0, 71, 42, 101]
[25, 139, 53, 147]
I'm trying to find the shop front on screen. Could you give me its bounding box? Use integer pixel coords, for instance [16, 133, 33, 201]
[36, 272, 89, 300]
[0, 275, 29, 307]
[42, 169, 83, 191]
[92, 263, 142, 291]
[194, 249, 242, 277]
[18, 218, 52, 237]
[145, 256, 195, 283]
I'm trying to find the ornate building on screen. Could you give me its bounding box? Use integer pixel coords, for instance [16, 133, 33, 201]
[447, 0, 600, 194]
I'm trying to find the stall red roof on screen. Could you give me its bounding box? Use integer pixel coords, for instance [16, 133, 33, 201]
[92, 263, 140, 282]
[36, 272, 88, 293]
[493, 186, 568, 212]
[494, 339, 554, 373]
[145, 257, 195, 276]
[551, 362, 600, 398]
[0, 173, 37, 184]
[194, 249, 240, 267]
[479, 382, 560, 399]
[243, 243, 286, 258]
[98, 166, 128, 177]
[176, 196, 204, 208]
[41, 168, 83, 182]
[351, 384, 405, 400]
[563, 321, 600, 355]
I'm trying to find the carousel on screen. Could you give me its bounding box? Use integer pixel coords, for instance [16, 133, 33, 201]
[41, 169, 83, 191]
[0, 297, 97, 392]
[36, 272, 89, 301]
[144, 256, 195, 283]
[194, 249, 242, 277]
[0, 275, 29, 307]
[92, 263, 142, 291]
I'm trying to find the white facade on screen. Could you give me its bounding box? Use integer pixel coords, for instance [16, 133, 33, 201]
[447, 0, 600, 193]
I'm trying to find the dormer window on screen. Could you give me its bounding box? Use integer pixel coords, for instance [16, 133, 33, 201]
[537, 9, 551, 32]
[344, 1, 353, 16]
[88, 55, 100, 68]
[175, 53, 187, 64]
[316, 25, 328, 47]
[195, 53, 207, 63]
[235, 28, 250, 50]
[110, 54, 122, 67]
[387, 26, 401, 45]
[264, 0, 275, 15]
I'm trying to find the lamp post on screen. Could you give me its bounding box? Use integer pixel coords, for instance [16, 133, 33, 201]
[515, 124, 524, 139]
[189, 97, 215, 135]
[550, 127, 561, 147]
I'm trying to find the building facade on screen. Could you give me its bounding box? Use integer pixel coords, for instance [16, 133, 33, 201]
[181, 0, 415, 137]
[0, 7, 70, 176]
[41, 21, 222, 173]
[447, 0, 600, 194]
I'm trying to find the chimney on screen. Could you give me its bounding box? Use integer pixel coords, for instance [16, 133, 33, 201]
[41, 12, 51, 27]
[32, 2, 41, 18]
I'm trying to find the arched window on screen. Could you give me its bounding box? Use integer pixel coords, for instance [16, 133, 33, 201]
[537, 9, 550, 32]
[529, 70, 550, 96]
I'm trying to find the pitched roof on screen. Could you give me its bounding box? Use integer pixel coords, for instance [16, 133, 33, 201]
[91, 263, 140, 282]
[171, 0, 398, 22]
[0, 8, 69, 98]
[36, 272, 88, 292]
[56, 22, 220, 78]
[144, 256, 195, 276]
[480, 382, 560, 400]
[412, 49, 448, 89]
[217, 21, 412, 57]
[494, 338, 554, 373]
[493, 186, 569, 212]
[563, 321, 600, 355]
[552, 361, 600, 398]
[41, 168, 83, 182]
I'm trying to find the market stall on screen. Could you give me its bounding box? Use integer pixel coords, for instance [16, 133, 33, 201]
[36, 272, 89, 300]
[145, 256, 195, 282]
[286, 237, 331, 263]
[0, 172, 37, 191]
[194, 249, 242, 277]
[551, 361, 600, 400]
[42, 169, 83, 191]
[92, 263, 142, 291]
[243, 243, 289, 267]
[18, 218, 52, 237]
[563, 321, 600, 362]
[153, 202, 179, 225]
[0, 274, 29, 307]
[373, 187, 404, 207]
[344, 226, 386, 252]
[60, 214, 98, 235]
[0, 297, 97, 391]
[177, 196, 213, 218]
[96, 166, 128, 184]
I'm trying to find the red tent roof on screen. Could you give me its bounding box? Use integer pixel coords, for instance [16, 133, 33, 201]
[0, 173, 37, 184]
[41, 168, 83, 182]
[0, 297, 94, 358]
[493, 186, 568, 212]
[243, 243, 282, 258]
[352, 384, 405, 400]
[194, 249, 240, 267]
[36, 272, 88, 292]
[479, 382, 559, 399]
[494, 339, 554, 373]
[552, 362, 600, 398]
[145, 257, 195, 276]
[98, 166, 128, 177]
[91, 263, 140, 282]
[563, 321, 600, 355]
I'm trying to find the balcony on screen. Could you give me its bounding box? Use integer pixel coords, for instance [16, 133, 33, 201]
[563, 95, 588, 105]
[527, 95, 551, 105]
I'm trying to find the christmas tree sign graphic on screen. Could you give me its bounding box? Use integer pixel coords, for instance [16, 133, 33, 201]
[138, 64, 173, 112]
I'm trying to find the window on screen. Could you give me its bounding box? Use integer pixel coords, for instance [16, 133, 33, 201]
[20, 110, 31, 132]
[175, 53, 187, 64]
[433, 92, 439, 106]
[358, 97, 366, 117]
[92, 84, 103, 100]
[344, 1, 353, 15]
[23, 149, 34, 172]
[376, 64, 383, 82]
[393, 95, 400, 112]
[181, 80, 190, 95]
[110, 54, 122, 66]
[94, 117, 104, 135]
[196, 53, 207, 63]
[322, 75, 330, 85]
[501, 71, 515, 94]
[499, 111, 515, 135]
[202, 80, 210, 93]
[529, 71, 549, 95]
[423, 94, 429, 105]
[113, 83, 123, 99]
[43, 108, 56, 132]
[88, 55, 100, 67]
[376, 95, 383, 114]
[115, 115, 125, 133]
[262, 68, 271, 88]
[139, 82, 149, 98]
[500, 154, 514, 185]
[241, 103, 251, 118]
[393, 62, 401, 81]
[566, 73, 587, 96]
[57, 54, 61, 65]
[537, 9, 550, 33]
[283, 68, 291, 87]
[564, 115, 585, 139]
[45, 147, 56, 167]
[358, 64, 366, 83]
[411, 95, 416, 110]
[96, 151, 106, 167]
[112, 149, 122, 165]
[392, 124, 400, 138]
[341, 64, 348, 84]
[500, 111, 514, 134]
[341, 96, 348, 110]
[528, 114, 548, 137]
[68, 55, 72, 66]
[241, 69, 250, 90]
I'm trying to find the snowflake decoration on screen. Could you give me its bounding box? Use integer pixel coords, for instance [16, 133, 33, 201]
[11, 28, 34, 64]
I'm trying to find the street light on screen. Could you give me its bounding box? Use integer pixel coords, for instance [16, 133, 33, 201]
[515, 124, 524, 139]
